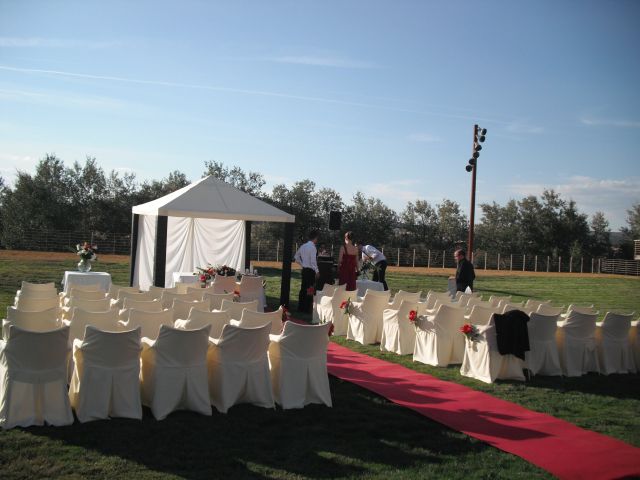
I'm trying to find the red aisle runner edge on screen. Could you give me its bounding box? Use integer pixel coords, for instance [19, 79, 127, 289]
[327, 342, 640, 480]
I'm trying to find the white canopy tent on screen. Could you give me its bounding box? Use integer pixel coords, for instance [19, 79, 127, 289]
[130, 176, 295, 304]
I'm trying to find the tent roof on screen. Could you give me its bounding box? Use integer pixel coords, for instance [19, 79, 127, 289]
[132, 175, 295, 222]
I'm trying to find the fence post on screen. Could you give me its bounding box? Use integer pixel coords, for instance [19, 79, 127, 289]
[569, 256, 573, 273]
[442, 250, 446, 268]
[484, 252, 487, 270]
[534, 255, 538, 272]
[558, 256, 562, 272]
[497, 253, 500, 271]
[412, 249, 415, 268]
[510, 254, 513, 271]
[397, 248, 400, 267]
[580, 257, 583, 273]
[598, 258, 601, 273]
[331, 243, 334, 257]
[276, 241, 280, 263]
[257, 241, 261, 261]
[591, 257, 594, 273]
[427, 250, 431, 268]
[523, 254, 526, 271]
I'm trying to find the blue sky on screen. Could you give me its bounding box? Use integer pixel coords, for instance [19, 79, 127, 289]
[0, 0, 638, 229]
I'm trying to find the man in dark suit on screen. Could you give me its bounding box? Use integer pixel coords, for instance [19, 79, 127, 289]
[454, 249, 475, 292]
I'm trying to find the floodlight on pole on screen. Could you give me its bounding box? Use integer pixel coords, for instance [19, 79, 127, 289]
[466, 124, 488, 261]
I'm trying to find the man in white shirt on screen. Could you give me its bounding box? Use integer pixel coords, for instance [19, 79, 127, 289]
[294, 230, 320, 313]
[361, 244, 388, 290]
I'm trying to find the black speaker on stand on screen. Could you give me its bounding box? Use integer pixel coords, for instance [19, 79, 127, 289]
[329, 211, 342, 231]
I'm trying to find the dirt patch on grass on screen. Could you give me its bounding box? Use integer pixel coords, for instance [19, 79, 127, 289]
[0, 250, 130, 263]
[251, 260, 638, 280]
[1, 251, 635, 280]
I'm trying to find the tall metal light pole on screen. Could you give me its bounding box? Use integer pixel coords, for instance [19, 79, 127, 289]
[466, 124, 487, 261]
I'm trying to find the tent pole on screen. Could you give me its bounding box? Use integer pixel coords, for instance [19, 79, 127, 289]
[129, 214, 140, 287]
[244, 221, 252, 271]
[279, 222, 294, 308]
[153, 215, 168, 287]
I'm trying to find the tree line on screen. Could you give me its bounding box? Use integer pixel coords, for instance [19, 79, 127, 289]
[1, 154, 638, 258]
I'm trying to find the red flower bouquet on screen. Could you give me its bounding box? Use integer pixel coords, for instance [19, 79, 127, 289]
[460, 323, 480, 342]
[339, 298, 353, 316]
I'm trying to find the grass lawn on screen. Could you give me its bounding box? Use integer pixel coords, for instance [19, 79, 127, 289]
[0, 251, 638, 479]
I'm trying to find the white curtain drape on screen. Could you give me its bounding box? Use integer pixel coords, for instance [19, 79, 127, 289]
[134, 216, 245, 290]
[165, 217, 245, 288]
[134, 215, 157, 290]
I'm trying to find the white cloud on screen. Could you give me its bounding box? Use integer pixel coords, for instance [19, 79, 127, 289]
[0, 87, 128, 110]
[264, 55, 378, 69]
[579, 116, 640, 129]
[407, 133, 441, 143]
[505, 122, 544, 134]
[363, 179, 423, 203]
[0, 37, 121, 48]
[508, 176, 640, 230]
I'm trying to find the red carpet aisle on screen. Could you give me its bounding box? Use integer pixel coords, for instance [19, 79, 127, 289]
[327, 343, 640, 480]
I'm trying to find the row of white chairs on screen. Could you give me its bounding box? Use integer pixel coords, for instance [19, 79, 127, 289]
[0, 319, 333, 429]
[15, 277, 267, 312]
[315, 286, 639, 381]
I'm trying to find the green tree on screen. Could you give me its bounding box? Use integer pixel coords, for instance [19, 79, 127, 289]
[434, 199, 467, 250]
[400, 200, 438, 246]
[203, 160, 265, 196]
[588, 211, 610, 257]
[343, 192, 397, 248]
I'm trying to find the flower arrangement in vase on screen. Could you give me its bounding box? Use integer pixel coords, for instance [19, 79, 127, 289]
[75, 242, 97, 272]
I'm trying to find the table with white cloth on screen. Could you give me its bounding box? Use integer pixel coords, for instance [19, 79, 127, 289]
[356, 279, 384, 297]
[62, 271, 112, 294]
[171, 272, 199, 288]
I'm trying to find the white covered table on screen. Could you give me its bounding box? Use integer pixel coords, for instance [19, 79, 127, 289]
[62, 271, 112, 294]
[356, 279, 384, 297]
[171, 272, 199, 288]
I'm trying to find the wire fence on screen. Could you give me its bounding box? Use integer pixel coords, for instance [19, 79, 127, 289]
[2, 228, 639, 276]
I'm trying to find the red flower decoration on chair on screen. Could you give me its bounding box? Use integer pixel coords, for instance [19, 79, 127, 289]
[408, 310, 418, 323]
[327, 322, 335, 337]
[307, 286, 315, 296]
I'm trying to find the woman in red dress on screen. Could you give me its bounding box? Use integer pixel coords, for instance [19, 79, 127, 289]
[338, 231, 359, 291]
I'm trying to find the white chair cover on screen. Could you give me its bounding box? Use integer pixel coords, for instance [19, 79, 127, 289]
[220, 299, 258, 321]
[146, 285, 175, 300]
[69, 326, 142, 422]
[346, 289, 391, 344]
[488, 295, 511, 308]
[237, 308, 284, 334]
[14, 296, 59, 312]
[174, 310, 231, 339]
[109, 284, 140, 299]
[536, 304, 565, 316]
[62, 297, 111, 320]
[67, 307, 121, 343]
[388, 290, 421, 310]
[312, 284, 342, 323]
[380, 300, 422, 355]
[160, 290, 202, 309]
[315, 289, 356, 335]
[118, 298, 164, 322]
[0, 325, 73, 428]
[5, 306, 60, 325]
[201, 292, 234, 311]
[67, 289, 107, 301]
[596, 312, 636, 375]
[268, 321, 332, 409]
[238, 275, 266, 312]
[524, 313, 562, 376]
[413, 304, 466, 366]
[630, 320, 640, 370]
[207, 323, 274, 413]
[556, 311, 600, 377]
[171, 298, 211, 321]
[460, 318, 526, 384]
[141, 325, 212, 420]
[126, 309, 174, 340]
[211, 275, 238, 294]
[112, 290, 154, 309]
[3, 308, 62, 340]
[20, 281, 56, 293]
[465, 305, 497, 326]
